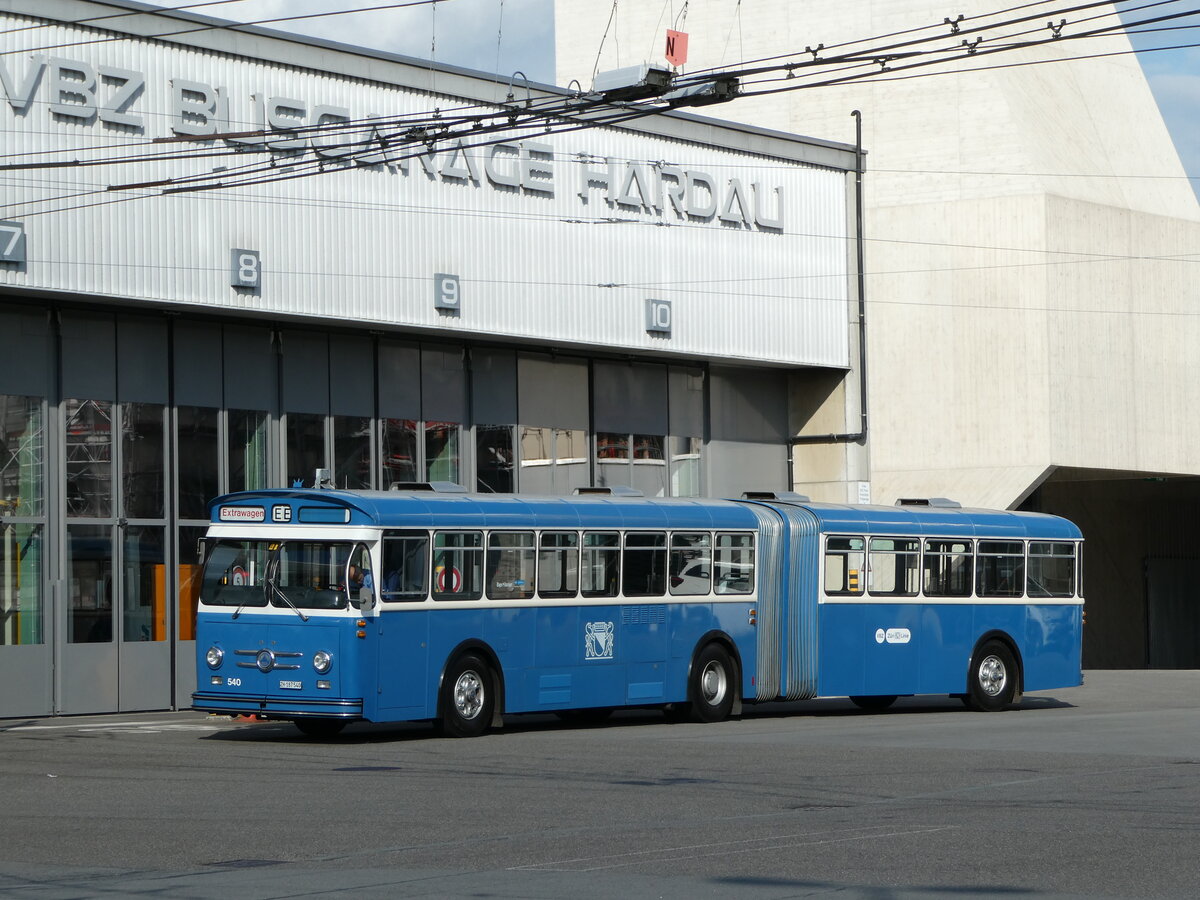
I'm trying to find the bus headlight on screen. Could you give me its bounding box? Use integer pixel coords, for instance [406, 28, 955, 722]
[205, 646, 224, 669]
[312, 650, 333, 674]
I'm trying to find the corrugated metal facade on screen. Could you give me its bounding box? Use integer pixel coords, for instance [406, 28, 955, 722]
[0, 3, 854, 368]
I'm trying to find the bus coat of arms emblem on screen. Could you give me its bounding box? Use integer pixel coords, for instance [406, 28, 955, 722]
[585, 621, 615, 660]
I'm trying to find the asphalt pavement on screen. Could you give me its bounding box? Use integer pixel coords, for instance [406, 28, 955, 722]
[1, 670, 1198, 899]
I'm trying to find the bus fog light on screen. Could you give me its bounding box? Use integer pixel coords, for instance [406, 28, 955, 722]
[317, 680, 331, 690]
[210, 675, 222, 685]
[205, 646, 224, 669]
[313, 650, 333, 674]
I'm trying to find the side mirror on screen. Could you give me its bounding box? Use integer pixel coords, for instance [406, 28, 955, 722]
[358, 586, 375, 611]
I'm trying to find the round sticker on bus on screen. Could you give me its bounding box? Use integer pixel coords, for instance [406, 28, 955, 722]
[436, 566, 462, 593]
[232, 566, 248, 586]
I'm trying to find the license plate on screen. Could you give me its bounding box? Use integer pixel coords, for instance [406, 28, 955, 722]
[279, 680, 302, 690]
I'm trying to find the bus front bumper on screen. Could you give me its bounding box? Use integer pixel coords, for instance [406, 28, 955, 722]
[192, 692, 364, 719]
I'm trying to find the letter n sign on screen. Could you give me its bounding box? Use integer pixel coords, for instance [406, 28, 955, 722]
[665, 30, 689, 67]
[645, 298, 672, 336]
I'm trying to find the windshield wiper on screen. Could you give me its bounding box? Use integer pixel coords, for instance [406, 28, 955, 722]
[266, 577, 309, 622]
[230, 569, 248, 619]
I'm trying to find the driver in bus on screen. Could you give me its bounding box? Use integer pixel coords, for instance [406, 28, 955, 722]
[347, 564, 374, 591]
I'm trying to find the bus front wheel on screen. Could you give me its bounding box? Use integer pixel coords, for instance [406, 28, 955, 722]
[689, 643, 736, 723]
[967, 640, 1019, 711]
[440, 653, 496, 738]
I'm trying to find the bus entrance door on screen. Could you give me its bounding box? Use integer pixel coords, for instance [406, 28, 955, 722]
[374, 612, 430, 720]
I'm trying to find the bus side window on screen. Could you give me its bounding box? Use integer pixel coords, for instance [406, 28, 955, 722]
[581, 532, 620, 598]
[1027, 541, 1076, 597]
[923, 539, 973, 597]
[977, 540, 1025, 598]
[824, 536, 864, 596]
[538, 531, 579, 598]
[623, 532, 666, 597]
[381, 531, 429, 602]
[670, 532, 711, 596]
[487, 531, 535, 600]
[867, 537, 920, 596]
[432, 531, 483, 601]
[715, 533, 754, 595]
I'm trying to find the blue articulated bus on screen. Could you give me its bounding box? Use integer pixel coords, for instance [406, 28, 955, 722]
[192, 485, 1083, 737]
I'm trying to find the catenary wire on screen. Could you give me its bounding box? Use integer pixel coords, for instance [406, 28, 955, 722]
[0, 0, 1180, 174]
[0, 0, 454, 58]
[0, 3, 1195, 214]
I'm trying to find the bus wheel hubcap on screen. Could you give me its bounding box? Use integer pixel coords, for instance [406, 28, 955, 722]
[979, 656, 1006, 696]
[454, 671, 483, 719]
[701, 661, 727, 706]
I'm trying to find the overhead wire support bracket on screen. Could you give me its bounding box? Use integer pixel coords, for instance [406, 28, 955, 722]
[1047, 19, 1066, 38]
[592, 64, 673, 102]
[505, 71, 532, 108]
[659, 75, 740, 108]
[945, 15, 964, 34]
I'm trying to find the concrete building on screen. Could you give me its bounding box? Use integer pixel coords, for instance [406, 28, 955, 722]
[555, 0, 1200, 668]
[0, 1, 862, 715]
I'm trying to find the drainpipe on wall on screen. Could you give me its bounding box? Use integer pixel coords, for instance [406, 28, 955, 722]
[791, 108, 868, 449]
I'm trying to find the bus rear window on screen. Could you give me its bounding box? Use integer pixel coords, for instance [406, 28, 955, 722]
[715, 533, 754, 595]
[1027, 541, 1076, 598]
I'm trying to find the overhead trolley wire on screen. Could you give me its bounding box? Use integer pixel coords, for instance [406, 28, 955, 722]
[678, 0, 1122, 81]
[2, 1, 1197, 214]
[0, 0, 455, 58]
[0, 0, 1177, 168]
[719, 1, 1165, 87]
[0, 0, 261, 38]
[669, 0, 1187, 97]
[725, 5, 1200, 97]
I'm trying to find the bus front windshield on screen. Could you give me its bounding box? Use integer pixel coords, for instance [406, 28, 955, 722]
[201, 539, 367, 611]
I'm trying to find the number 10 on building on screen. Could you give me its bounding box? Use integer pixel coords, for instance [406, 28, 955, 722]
[646, 298, 672, 336]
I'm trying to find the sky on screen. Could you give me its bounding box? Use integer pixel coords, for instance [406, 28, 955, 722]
[1116, 1, 1200, 197]
[138, 0, 1197, 196]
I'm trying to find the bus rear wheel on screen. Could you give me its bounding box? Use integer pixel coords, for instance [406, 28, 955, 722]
[440, 653, 495, 738]
[294, 718, 348, 738]
[967, 640, 1019, 711]
[689, 643, 736, 723]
